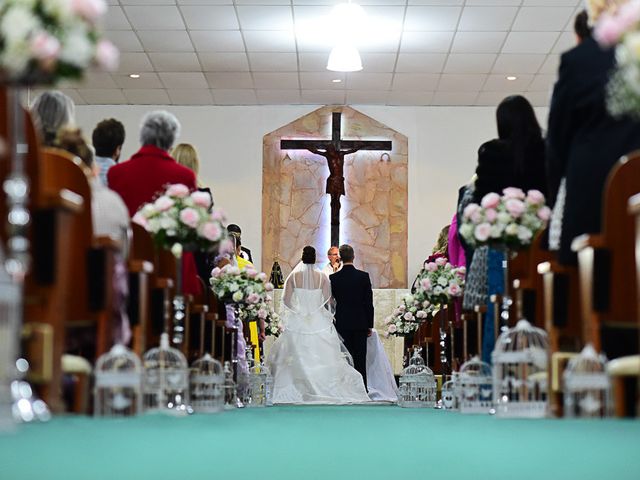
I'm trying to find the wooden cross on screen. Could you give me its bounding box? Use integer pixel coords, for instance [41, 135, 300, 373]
[280, 112, 392, 247]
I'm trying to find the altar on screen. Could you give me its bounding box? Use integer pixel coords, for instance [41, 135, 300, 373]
[265, 289, 409, 374]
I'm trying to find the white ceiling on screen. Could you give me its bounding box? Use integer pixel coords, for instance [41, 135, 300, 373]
[57, 0, 584, 106]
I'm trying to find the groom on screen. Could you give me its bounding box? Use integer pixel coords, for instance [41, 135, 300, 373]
[330, 244, 374, 388]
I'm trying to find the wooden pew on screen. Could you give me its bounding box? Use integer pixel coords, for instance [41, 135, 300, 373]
[128, 223, 154, 356]
[571, 151, 640, 358]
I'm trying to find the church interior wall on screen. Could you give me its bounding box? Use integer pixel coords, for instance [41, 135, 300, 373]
[74, 104, 549, 282]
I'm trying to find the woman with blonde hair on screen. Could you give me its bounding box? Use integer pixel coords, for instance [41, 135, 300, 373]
[172, 143, 200, 177]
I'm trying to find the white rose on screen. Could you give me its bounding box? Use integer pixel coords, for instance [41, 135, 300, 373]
[434, 286, 443, 295]
[159, 216, 177, 230]
[232, 291, 243, 302]
[0, 41, 30, 76]
[170, 243, 182, 258]
[459, 223, 473, 240]
[490, 224, 503, 239]
[497, 212, 511, 225]
[505, 223, 519, 236]
[59, 26, 94, 68]
[437, 276, 448, 287]
[228, 282, 239, 292]
[517, 225, 533, 242]
[42, 0, 73, 22]
[0, 6, 40, 43]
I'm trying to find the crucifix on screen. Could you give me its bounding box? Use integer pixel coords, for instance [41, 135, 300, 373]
[280, 112, 392, 247]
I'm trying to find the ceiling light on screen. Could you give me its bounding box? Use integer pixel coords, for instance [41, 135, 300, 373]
[331, 2, 367, 40]
[506, 76, 517, 81]
[327, 44, 362, 72]
[332, 79, 342, 83]
[129, 74, 140, 79]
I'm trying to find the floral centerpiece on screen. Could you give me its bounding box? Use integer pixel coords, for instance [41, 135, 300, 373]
[458, 188, 551, 249]
[133, 184, 226, 252]
[262, 300, 283, 337]
[210, 264, 275, 323]
[592, 0, 640, 117]
[0, 0, 119, 83]
[415, 253, 466, 306]
[383, 293, 435, 338]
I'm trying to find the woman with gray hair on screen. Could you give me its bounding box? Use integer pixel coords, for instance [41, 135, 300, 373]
[30, 90, 75, 146]
[107, 110, 202, 296]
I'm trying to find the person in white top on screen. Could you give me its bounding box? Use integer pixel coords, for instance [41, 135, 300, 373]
[321, 245, 342, 277]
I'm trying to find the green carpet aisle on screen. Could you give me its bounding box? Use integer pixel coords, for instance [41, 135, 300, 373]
[1, 405, 639, 480]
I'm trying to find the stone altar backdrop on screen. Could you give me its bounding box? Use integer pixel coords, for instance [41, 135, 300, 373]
[263, 288, 409, 375]
[262, 106, 408, 288]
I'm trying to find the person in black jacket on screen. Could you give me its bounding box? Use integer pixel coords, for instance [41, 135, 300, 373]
[330, 244, 374, 388]
[547, 10, 640, 265]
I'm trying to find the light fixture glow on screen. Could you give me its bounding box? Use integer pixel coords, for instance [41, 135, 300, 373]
[506, 76, 517, 81]
[327, 44, 362, 72]
[129, 73, 140, 79]
[332, 78, 342, 83]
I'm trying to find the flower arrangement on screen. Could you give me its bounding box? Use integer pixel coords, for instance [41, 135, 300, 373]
[262, 302, 283, 337]
[210, 264, 275, 323]
[133, 184, 226, 252]
[0, 0, 119, 83]
[593, 0, 640, 117]
[458, 188, 551, 250]
[415, 253, 466, 306]
[383, 293, 436, 337]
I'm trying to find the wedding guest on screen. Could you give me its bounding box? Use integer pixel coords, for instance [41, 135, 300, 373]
[108, 110, 201, 296]
[321, 246, 342, 276]
[227, 224, 253, 263]
[463, 95, 547, 362]
[92, 118, 125, 187]
[547, 4, 640, 265]
[30, 90, 75, 146]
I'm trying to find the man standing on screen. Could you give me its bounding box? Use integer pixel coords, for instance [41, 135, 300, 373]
[226, 224, 253, 263]
[321, 246, 342, 277]
[330, 244, 374, 388]
[92, 118, 125, 187]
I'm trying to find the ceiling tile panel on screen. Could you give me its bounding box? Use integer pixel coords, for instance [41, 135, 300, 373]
[300, 72, 346, 90]
[167, 89, 214, 105]
[257, 90, 302, 105]
[391, 73, 440, 91]
[400, 31, 454, 53]
[458, 7, 518, 31]
[212, 89, 259, 105]
[492, 54, 546, 74]
[438, 74, 487, 92]
[112, 72, 164, 88]
[395, 53, 447, 73]
[205, 72, 254, 89]
[180, 6, 239, 30]
[115, 53, 154, 73]
[253, 72, 300, 89]
[124, 6, 185, 30]
[77, 89, 129, 104]
[159, 72, 209, 89]
[345, 73, 393, 90]
[404, 7, 462, 31]
[358, 53, 397, 73]
[387, 91, 434, 105]
[244, 31, 297, 53]
[483, 73, 534, 91]
[298, 53, 330, 71]
[443, 53, 496, 73]
[431, 91, 479, 105]
[190, 31, 245, 52]
[105, 31, 143, 52]
[103, 7, 130, 30]
[538, 54, 560, 74]
[148, 52, 202, 71]
[450, 32, 507, 53]
[501, 32, 560, 54]
[198, 53, 250, 71]
[346, 90, 390, 105]
[236, 6, 294, 30]
[137, 31, 194, 52]
[300, 90, 346, 105]
[248, 53, 298, 71]
[511, 7, 575, 32]
[123, 89, 171, 104]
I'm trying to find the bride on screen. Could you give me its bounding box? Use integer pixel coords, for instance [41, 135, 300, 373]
[267, 246, 370, 404]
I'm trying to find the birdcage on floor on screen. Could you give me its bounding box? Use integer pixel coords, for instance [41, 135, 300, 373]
[398, 347, 437, 408]
[223, 361, 241, 409]
[94, 344, 142, 416]
[190, 353, 224, 413]
[441, 379, 457, 410]
[564, 344, 612, 418]
[492, 319, 549, 418]
[0, 248, 20, 431]
[142, 333, 190, 414]
[459, 356, 493, 414]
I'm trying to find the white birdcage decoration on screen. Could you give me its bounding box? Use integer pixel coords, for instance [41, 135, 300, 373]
[190, 353, 224, 413]
[398, 347, 437, 408]
[492, 319, 549, 418]
[0, 254, 20, 431]
[142, 333, 190, 414]
[238, 347, 270, 408]
[223, 361, 240, 409]
[459, 357, 493, 414]
[564, 344, 612, 418]
[262, 360, 274, 406]
[94, 344, 142, 416]
[441, 379, 457, 410]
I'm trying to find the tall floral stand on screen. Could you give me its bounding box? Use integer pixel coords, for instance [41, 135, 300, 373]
[170, 246, 186, 347]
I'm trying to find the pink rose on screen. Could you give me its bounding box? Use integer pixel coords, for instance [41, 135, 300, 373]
[618, 1, 640, 31]
[257, 308, 268, 320]
[31, 32, 60, 62]
[211, 209, 225, 222]
[595, 13, 627, 47]
[403, 312, 414, 321]
[132, 212, 148, 229]
[526, 189, 545, 205]
[190, 191, 212, 208]
[505, 199, 526, 218]
[470, 210, 483, 224]
[416, 310, 427, 319]
[426, 262, 438, 272]
[265, 282, 274, 291]
[420, 278, 431, 291]
[245, 268, 258, 278]
[179, 208, 200, 228]
[422, 300, 430, 308]
[485, 208, 498, 222]
[398, 304, 406, 313]
[463, 203, 480, 220]
[210, 267, 221, 278]
[388, 324, 397, 334]
[474, 222, 491, 242]
[257, 272, 267, 282]
[537, 206, 552, 222]
[95, 39, 119, 72]
[166, 184, 190, 198]
[200, 222, 221, 242]
[435, 256, 447, 266]
[246, 293, 260, 304]
[72, 0, 107, 21]
[448, 284, 461, 296]
[154, 195, 174, 212]
[219, 238, 234, 255]
[481, 192, 500, 209]
[502, 187, 525, 200]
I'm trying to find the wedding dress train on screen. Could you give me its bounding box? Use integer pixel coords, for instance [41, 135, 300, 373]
[267, 264, 370, 405]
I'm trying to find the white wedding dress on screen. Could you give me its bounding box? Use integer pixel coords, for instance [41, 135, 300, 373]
[267, 263, 370, 405]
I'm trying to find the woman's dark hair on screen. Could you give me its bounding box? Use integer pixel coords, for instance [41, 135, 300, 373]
[496, 95, 543, 175]
[574, 10, 592, 42]
[301, 246, 316, 264]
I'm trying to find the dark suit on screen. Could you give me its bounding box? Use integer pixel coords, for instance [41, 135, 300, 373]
[547, 37, 640, 264]
[330, 264, 374, 387]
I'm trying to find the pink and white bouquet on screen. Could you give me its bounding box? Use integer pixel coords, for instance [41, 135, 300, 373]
[133, 184, 226, 252]
[415, 253, 465, 306]
[383, 293, 435, 338]
[262, 300, 283, 337]
[592, 0, 640, 117]
[210, 264, 275, 323]
[459, 188, 551, 250]
[0, 0, 119, 83]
